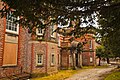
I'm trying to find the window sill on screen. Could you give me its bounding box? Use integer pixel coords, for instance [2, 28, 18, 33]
[36, 64, 44, 67]
[6, 30, 19, 35]
[2, 64, 17, 68]
[51, 64, 55, 67]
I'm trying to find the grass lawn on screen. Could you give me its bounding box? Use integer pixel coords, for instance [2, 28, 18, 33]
[31, 65, 110, 80]
[104, 68, 120, 80]
[31, 69, 81, 80]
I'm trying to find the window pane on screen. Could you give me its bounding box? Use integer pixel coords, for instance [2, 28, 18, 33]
[51, 54, 54, 64]
[6, 13, 18, 33]
[37, 54, 43, 64]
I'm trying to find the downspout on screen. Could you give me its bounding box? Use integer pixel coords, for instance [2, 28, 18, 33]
[31, 36, 34, 74]
[17, 25, 21, 67]
[45, 27, 48, 74]
[45, 42, 48, 73]
[1, 17, 6, 66]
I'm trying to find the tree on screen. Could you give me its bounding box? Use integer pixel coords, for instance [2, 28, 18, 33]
[1, 0, 120, 57]
[0, 0, 120, 35]
[97, 0, 120, 58]
[96, 46, 105, 66]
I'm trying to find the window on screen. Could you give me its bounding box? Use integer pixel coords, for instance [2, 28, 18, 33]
[51, 25, 54, 37]
[69, 55, 72, 64]
[36, 28, 44, 36]
[51, 54, 55, 65]
[6, 12, 19, 34]
[90, 57, 93, 63]
[89, 40, 92, 49]
[37, 54, 43, 65]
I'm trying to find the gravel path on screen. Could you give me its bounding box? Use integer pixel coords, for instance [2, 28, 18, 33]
[65, 66, 117, 80]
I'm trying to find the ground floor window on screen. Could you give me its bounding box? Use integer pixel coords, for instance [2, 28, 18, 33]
[36, 54, 43, 65]
[51, 54, 55, 65]
[69, 55, 72, 64]
[90, 57, 93, 63]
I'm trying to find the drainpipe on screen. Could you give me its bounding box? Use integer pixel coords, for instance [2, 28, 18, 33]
[1, 17, 6, 66]
[45, 42, 48, 73]
[31, 35, 34, 74]
[45, 27, 48, 74]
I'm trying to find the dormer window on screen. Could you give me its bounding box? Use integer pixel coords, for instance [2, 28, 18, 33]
[51, 24, 55, 37]
[6, 12, 19, 34]
[36, 28, 44, 36]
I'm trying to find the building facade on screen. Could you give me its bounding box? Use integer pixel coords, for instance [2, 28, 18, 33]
[59, 34, 96, 69]
[0, 1, 59, 79]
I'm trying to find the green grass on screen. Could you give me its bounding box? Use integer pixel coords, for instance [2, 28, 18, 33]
[104, 69, 120, 80]
[31, 69, 81, 80]
[82, 65, 109, 69]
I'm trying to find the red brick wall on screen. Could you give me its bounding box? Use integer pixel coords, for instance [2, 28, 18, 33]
[0, 21, 32, 78]
[18, 27, 31, 73]
[0, 17, 5, 66]
[31, 41, 58, 74]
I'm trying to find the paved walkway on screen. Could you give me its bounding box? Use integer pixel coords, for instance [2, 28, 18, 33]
[65, 66, 117, 80]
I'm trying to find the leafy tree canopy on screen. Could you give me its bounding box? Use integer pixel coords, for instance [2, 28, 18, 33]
[0, 0, 119, 34]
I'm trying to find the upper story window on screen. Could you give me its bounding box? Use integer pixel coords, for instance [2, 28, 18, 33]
[51, 24, 55, 37]
[36, 28, 44, 36]
[89, 40, 92, 49]
[6, 12, 19, 34]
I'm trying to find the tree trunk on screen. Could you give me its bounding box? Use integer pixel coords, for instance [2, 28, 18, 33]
[107, 57, 110, 64]
[72, 53, 76, 70]
[79, 53, 82, 68]
[98, 57, 101, 66]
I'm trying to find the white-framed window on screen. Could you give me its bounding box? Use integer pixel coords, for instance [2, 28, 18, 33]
[51, 24, 55, 37]
[36, 28, 44, 36]
[69, 55, 72, 64]
[6, 12, 19, 34]
[51, 54, 55, 65]
[90, 57, 93, 63]
[89, 40, 92, 49]
[36, 54, 43, 65]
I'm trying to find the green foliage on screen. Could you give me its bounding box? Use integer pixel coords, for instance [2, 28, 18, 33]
[1, 0, 120, 57]
[1, 0, 119, 35]
[97, 0, 120, 57]
[96, 46, 105, 58]
[105, 71, 120, 80]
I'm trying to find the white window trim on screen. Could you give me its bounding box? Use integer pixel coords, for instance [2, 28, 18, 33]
[36, 28, 44, 36]
[90, 57, 93, 63]
[51, 53, 55, 66]
[51, 25, 55, 38]
[36, 54, 43, 66]
[89, 40, 92, 49]
[6, 16, 19, 35]
[69, 55, 72, 64]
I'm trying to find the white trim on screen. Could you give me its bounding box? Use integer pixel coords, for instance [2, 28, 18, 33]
[6, 16, 19, 35]
[90, 57, 93, 63]
[36, 54, 43, 66]
[51, 53, 55, 65]
[89, 40, 92, 49]
[51, 25, 55, 37]
[36, 28, 44, 36]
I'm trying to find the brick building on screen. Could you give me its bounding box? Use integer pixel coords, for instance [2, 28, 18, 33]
[59, 33, 96, 69]
[0, 1, 59, 79]
[30, 24, 59, 75]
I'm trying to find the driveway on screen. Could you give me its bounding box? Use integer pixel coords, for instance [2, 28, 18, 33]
[65, 66, 117, 80]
